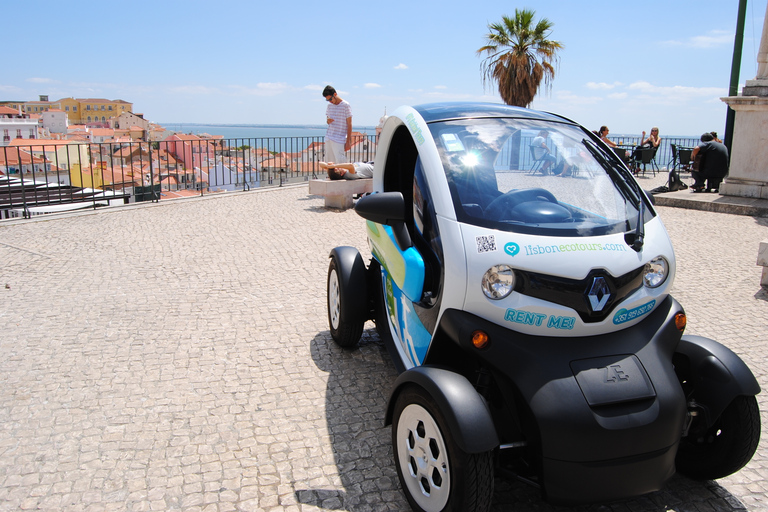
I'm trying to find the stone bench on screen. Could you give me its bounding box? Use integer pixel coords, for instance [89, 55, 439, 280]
[308, 179, 373, 209]
[758, 240, 768, 287]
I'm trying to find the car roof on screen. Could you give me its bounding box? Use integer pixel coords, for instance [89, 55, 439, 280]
[412, 102, 573, 124]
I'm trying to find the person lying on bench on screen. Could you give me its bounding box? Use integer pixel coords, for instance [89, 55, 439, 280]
[320, 161, 374, 180]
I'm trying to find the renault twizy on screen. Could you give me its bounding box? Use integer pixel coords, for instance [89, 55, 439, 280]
[326, 103, 760, 511]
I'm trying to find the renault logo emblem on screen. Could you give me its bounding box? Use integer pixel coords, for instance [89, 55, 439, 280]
[587, 277, 611, 312]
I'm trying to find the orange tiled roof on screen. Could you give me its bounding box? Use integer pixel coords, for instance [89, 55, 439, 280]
[8, 139, 73, 147]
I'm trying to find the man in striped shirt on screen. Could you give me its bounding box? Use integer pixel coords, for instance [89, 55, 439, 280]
[323, 85, 352, 163]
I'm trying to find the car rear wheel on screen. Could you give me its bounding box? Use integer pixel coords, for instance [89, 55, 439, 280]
[392, 385, 494, 512]
[327, 257, 364, 348]
[676, 395, 761, 480]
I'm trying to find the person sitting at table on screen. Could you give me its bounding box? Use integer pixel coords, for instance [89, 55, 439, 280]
[690, 132, 728, 193]
[598, 126, 617, 148]
[640, 127, 662, 149]
[630, 126, 661, 173]
[531, 130, 558, 174]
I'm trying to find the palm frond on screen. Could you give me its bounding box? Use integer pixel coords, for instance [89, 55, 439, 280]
[477, 8, 563, 107]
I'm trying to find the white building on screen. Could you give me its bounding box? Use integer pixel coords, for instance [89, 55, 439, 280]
[41, 109, 69, 134]
[0, 106, 39, 147]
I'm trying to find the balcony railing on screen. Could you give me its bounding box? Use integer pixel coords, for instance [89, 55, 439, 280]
[0, 134, 378, 219]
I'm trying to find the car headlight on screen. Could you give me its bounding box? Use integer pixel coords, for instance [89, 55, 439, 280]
[643, 256, 669, 288]
[482, 264, 516, 300]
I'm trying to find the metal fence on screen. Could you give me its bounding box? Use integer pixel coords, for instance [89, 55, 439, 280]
[612, 136, 701, 171]
[0, 132, 701, 219]
[0, 133, 378, 219]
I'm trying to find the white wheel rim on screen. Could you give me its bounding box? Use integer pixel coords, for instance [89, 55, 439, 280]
[329, 268, 341, 330]
[396, 403, 450, 511]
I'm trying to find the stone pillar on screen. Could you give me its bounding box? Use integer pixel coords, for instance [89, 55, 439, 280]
[720, 4, 768, 199]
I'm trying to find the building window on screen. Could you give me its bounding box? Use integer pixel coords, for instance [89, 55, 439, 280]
[73, 106, 77, 112]
[101, 105, 105, 111]
[86, 105, 91, 111]
[17, 129, 22, 138]
[108, 106, 113, 111]
[65, 106, 69, 111]
[87, 116, 91, 122]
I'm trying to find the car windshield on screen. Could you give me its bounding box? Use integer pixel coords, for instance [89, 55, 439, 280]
[429, 118, 651, 237]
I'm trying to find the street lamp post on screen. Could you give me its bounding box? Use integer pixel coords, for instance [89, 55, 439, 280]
[724, 0, 748, 158]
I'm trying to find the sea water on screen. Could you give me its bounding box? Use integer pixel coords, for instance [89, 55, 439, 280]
[161, 123, 376, 140]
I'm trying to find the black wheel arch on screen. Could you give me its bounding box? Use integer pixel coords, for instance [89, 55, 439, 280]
[329, 246, 370, 324]
[675, 334, 761, 427]
[385, 366, 499, 454]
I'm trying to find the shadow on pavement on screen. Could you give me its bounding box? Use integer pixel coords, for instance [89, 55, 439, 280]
[295, 329, 403, 510]
[297, 332, 748, 511]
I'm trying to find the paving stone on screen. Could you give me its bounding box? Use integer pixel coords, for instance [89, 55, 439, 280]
[0, 179, 766, 511]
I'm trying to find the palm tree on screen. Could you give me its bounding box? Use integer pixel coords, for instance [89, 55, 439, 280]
[477, 9, 563, 107]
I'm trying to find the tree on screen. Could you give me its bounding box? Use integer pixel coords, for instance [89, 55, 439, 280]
[477, 9, 563, 108]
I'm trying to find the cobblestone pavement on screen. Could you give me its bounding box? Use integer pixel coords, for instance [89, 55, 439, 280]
[0, 175, 767, 511]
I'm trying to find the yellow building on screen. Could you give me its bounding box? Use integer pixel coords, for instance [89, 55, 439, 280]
[57, 98, 81, 122]
[0, 96, 134, 125]
[76, 98, 132, 125]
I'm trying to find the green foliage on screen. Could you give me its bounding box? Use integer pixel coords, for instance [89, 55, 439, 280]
[477, 9, 563, 108]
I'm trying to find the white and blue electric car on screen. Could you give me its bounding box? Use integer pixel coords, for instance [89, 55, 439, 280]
[326, 102, 761, 512]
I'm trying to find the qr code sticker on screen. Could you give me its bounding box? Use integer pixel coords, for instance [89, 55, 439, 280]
[476, 235, 497, 253]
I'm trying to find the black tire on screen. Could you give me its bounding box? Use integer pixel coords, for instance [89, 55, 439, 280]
[368, 259, 391, 342]
[392, 385, 494, 512]
[327, 257, 363, 348]
[676, 395, 761, 480]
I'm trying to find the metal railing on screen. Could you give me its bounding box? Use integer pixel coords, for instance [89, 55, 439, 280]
[505, 135, 701, 173]
[0, 132, 702, 220]
[0, 133, 378, 219]
[611, 136, 701, 171]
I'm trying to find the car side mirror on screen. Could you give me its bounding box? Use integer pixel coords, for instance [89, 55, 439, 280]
[355, 192, 412, 250]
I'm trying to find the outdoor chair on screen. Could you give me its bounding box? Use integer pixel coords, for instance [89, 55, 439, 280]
[612, 147, 628, 166]
[668, 144, 679, 171]
[528, 145, 547, 175]
[678, 147, 693, 174]
[633, 147, 659, 176]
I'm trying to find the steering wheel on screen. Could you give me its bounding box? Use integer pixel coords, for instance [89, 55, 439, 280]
[485, 188, 558, 222]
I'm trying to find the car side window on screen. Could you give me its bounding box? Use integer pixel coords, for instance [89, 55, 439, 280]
[413, 158, 443, 306]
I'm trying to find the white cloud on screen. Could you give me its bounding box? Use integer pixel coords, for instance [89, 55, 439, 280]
[662, 30, 733, 49]
[586, 81, 622, 90]
[434, 85, 447, 89]
[394, 63, 408, 70]
[364, 83, 382, 89]
[551, 90, 603, 106]
[626, 81, 726, 102]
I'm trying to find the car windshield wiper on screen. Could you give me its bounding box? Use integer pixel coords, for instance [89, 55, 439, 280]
[582, 139, 645, 251]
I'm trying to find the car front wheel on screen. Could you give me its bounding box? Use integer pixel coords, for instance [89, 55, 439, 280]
[392, 385, 494, 512]
[676, 395, 761, 480]
[327, 256, 364, 348]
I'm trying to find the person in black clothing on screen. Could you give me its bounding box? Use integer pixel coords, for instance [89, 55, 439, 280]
[690, 132, 728, 193]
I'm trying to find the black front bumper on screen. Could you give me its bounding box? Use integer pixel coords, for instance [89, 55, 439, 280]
[435, 295, 687, 504]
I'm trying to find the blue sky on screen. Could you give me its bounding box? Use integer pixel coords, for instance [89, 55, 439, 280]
[4, 0, 767, 136]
